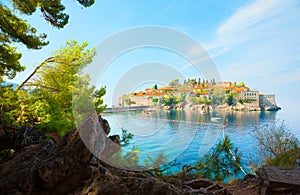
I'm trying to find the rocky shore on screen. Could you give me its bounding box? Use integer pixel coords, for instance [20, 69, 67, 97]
[157, 102, 280, 112]
[2, 114, 299, 194]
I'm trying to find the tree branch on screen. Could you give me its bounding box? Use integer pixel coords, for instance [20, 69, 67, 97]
[17, 57, 55, 90]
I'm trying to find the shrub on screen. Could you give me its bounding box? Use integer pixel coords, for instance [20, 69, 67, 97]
[254, 121, 299, 168]
[162, 94, 179, 106]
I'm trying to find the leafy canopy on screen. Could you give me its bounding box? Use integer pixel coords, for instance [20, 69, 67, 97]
[0, 0, 95, 81]
[1, 41, 106, 136]
[162, 94, 179, 106]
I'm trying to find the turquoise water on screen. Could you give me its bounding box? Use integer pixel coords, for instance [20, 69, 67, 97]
[103, 110, 282, 174]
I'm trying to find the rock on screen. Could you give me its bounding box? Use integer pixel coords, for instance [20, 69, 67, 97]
[0, 113, 115, 194]
[0, 112, 266, 194]
[0, 125, 44, 152]
[163, 106, 171, 110]
[79, 173, 181, 195]
[0, 113, 186, 194]
[256, 166, 300, 194]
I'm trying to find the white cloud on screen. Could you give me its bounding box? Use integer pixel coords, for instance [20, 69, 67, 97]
[217, 0, 287, 35]
[203, 0, 300, 109]
[206, 0, 297, 54]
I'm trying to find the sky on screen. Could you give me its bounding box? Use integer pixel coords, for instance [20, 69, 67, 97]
[5, 0, 300, 131]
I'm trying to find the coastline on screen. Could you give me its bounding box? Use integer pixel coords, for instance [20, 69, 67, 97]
[106, 103, 281, 114]
[152, 102, 281, 112]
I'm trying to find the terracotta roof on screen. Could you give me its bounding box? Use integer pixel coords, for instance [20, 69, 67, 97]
[177, 89, 190, 92]
[200, 91, 210, 95]
[158, 86, 174, 91]
[234, 88, 244, 93]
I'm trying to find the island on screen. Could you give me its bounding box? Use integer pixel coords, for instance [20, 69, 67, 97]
[118, 78, 281, 112]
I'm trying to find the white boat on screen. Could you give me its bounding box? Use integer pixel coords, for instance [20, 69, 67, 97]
[210, 117, 221, 122]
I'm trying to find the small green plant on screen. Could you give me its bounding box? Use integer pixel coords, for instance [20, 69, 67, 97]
[152, 98, 158, 103]
[193, 136, 243, 181]
[120, 128, 134, 146]
[144, 153, 170, 176]
[110, 128, 139, 167]
[111, 146, 140, 167]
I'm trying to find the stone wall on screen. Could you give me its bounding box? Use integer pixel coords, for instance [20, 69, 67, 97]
[131, 96, 153, 106]
[259, 95, 277, 109]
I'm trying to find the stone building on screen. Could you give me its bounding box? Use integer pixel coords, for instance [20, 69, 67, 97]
[238, 90, 260, 108]
[238, 90, 259, 101]
[259, 94, 278, 110]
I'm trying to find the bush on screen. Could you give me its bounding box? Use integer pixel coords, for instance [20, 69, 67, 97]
[162, 94, 179, 106]
[152, 98, 158, 103]
[254, 121, 299, 168]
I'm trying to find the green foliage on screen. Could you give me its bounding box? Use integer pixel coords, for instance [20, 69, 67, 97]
[0, 86, 51, 130]
[190, 96, 211, 105]
[265, 148, 299, 167]
[226, 93, 234, 106]
[25, 40, 97, 135]
[254, 121, 299, 168]
[212, 91, 225, 105]
[153, 84, 158, 90]
[120, 128, 134, 146]
[194, 136, 243, 181]
[1, 41, 106, 137]
[10, 0, 94, 28]
[162, 94, 179, 106]
[94, 86, 107, 114]
[238, 82, 245, 87]
[0, 86, 18, 129]
[152, 98, 159, 106]
[144, 153, 168, 176]
[152, 98, 158, 103]
[152, 153, 168, 170]
[0, 3, 45, 80]
[111, 129, 139, 167]
[190, 96, 198, 105]
[122, 146, 140, 166]
[179, 93, 186, 102]
[0, 1, 94, 81]
[123, 96, 132, 105]
[0, 149, 15, 163]
[169, 78, 179, 87]
[111, 146, 140, 167]
[239, 98, 256, 104]
[238, 99, 244, 104]
[211, 78, 216, 85]
[187, 78, 197, 85]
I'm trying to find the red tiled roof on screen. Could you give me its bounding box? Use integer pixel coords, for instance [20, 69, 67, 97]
[234, 88, 244, 93]
[158, 86, 174, 91]
[200, 91, 210, 95]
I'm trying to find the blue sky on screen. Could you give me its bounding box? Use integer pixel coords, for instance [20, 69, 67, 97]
[6, 0, 300, 130]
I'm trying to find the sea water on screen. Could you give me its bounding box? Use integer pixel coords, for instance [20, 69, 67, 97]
[103, 109, 292, 176]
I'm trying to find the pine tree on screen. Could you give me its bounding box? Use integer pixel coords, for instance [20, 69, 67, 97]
[0, 0, 95, 81]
